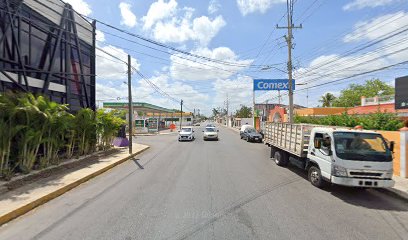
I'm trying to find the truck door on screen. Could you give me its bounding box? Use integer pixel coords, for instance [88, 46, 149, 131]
[309, 132, 332, 180]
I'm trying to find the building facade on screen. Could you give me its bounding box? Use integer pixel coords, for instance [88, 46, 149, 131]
[0, 0, 96, 111]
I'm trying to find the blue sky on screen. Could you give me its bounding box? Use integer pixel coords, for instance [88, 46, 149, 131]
[64, 0, 408, 115]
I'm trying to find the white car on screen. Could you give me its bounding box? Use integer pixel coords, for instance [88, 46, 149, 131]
[178, 127, 195, 141]
[240, 124, 253, 133]
[203, 127, 219, 141]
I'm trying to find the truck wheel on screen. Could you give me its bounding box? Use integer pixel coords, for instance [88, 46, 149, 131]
[274, 151, 288, 167]
[308, 166, 325, 188]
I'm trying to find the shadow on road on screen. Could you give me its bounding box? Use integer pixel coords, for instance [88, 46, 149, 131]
[285, 164, 408, 212]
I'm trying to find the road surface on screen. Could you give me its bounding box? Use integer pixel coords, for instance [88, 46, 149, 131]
[0, 125, 407, 240]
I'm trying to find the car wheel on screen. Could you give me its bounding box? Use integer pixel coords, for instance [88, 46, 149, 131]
[246, 137, 250, 142]
[274, 151, 288, 167]
[240, 135, 243, 139]
[308, 166, 326, 188]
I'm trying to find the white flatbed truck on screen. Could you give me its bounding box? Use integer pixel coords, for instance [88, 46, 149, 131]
[264, 123, 395, 188]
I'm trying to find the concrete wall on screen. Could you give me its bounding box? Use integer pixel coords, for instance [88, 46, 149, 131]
[295, 107, 347, 116]
[376, 131, 401, 176]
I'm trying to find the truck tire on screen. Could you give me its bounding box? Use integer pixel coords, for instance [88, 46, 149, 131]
[274, 151, 288, 167]
[308, 166, 326, 188]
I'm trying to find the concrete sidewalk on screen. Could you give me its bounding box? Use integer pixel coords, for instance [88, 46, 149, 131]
[0, 144, 149, 226]
[134, 129, 178, 136]
[387, 175, 408, 201]
[220, 123, 408, 201]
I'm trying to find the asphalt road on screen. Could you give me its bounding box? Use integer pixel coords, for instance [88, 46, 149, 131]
[1, 124, 408, 240]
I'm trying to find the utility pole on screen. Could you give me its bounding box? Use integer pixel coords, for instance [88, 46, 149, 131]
[226, 93, 229, 127]
[180, 99, 183, 129]
[277, 0, 302, 123]
[127, 54, 133, 154]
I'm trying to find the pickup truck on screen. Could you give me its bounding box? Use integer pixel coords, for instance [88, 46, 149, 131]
[264, 123, 395, 188]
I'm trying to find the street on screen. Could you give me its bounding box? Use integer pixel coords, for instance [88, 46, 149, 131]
[0, 125, 407, 240]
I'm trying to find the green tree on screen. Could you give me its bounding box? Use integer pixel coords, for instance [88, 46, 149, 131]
[319, 93, 337, 107]
[333, 79, 394, 107]
[235, 105, 252, 118]
[212, 108, 219, 117]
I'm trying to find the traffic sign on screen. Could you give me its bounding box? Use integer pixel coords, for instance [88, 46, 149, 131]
[253, 79, 295, 91]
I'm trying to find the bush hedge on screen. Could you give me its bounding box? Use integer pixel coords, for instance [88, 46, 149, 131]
[0, 92, 125, 180]
[294, 112, 404, 131]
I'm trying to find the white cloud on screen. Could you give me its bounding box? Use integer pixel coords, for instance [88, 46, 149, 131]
[170, 47, 253, 81]
[97, 74, 210, 112]
[119, 2, 137, 28]
[208, 0, 221, 14]
[142, 0, 178, 30]
[212, 75, 253, 112]
[142, 0, 226, 46]
[236, 0, 286, 16]
[96, 44, 140, 80]
[343, 0, 396, 11]
[342, 11, 408, 63]
[63, 0, 92, 16]
[95, 30, 105, 42]
[343, 11, 408, 43]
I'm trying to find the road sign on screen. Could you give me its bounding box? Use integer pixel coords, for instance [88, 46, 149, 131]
[135, 119, 144, 128]
[395, 76, 408, 110]
[253, 79, 295, 91]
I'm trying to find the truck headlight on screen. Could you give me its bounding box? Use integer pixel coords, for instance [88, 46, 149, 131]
[332, 165, 348, 177]
[384, 170, 393, 178]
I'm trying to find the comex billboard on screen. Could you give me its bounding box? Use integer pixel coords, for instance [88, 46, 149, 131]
[395, 76, 408, 110]
[253, 79, 295, 91]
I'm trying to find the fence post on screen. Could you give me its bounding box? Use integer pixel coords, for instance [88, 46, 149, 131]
[400, 127, 408, 178]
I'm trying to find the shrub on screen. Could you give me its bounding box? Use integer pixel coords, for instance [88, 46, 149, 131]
[295, 112, 403, 131]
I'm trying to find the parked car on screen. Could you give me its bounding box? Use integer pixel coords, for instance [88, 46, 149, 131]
[240, 127, 263, 143]
[178, 127, 195, 141]
[240, 124, 253, 133]
[203, 127, 219, 141]
[194, 122, 200, 126]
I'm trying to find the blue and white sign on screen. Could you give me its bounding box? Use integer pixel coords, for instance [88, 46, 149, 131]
[253, 79, 295, 91]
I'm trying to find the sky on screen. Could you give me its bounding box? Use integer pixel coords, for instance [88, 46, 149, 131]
[62, 0, 408, 115]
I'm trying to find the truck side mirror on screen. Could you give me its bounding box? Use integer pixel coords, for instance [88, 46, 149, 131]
[389, 141, 395, 152]
[314, 139, 321, 149]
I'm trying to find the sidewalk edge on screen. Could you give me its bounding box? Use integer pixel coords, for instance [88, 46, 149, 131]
[0, 146, 150, 226]
[378, 187, 408, 202]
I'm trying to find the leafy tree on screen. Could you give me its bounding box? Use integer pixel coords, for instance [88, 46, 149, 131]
[235, 105, 252, 118]
[319, 93, 337, 107]
[212, 108, 219, 117]
[333, 79, 394, 107]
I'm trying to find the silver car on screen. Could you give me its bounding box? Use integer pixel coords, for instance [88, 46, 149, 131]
[178, 127, 195, 141]
[203, 127, 219, 141]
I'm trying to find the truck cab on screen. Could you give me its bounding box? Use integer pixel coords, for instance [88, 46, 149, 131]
[308, 127, 395, 188]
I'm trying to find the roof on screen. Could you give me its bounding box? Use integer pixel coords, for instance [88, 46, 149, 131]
[103, 102, 175, 113]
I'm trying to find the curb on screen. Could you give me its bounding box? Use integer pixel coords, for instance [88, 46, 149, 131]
[0, 146, 150, 226]
[378, 188, 408, 202]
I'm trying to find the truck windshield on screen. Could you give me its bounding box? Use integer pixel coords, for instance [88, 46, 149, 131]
[333, 132, 392, 162]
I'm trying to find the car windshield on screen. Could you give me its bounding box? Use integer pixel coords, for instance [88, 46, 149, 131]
[333, 132, 392, 162]
[247, 128, 256, 133]
[180, 128, 192, 133]
[205, 128, 216, 132]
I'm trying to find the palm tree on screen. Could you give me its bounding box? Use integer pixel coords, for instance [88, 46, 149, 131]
[319, 93, 337, 107]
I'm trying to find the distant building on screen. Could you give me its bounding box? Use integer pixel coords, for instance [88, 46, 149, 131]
[0, 0, 96, 111]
